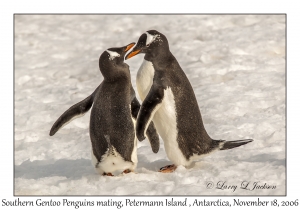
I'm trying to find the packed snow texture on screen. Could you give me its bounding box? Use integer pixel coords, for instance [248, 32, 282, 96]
[14, 15, 285, 195]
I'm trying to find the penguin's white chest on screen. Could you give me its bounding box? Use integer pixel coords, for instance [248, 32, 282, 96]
[136, 60, 189, 166]
[136, 60, 155, 101]
[153, 87, 189, 166]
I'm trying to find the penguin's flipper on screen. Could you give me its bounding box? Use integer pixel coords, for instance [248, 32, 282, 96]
[130, 96, 140, 119]
[145, 122, 160, 153]
[49, 86, 100, 136]
[218, 139, 253, 150]
[136, 85, 164, 142]
[130, 96, 160, 153]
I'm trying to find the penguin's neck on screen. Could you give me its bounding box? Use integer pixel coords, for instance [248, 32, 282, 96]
[145, 51, 173, 70]
[103, 77, 132, 97]
[103, 71, 131, 83]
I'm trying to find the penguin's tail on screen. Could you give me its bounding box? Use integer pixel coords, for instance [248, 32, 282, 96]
[49, 85, 100, 136]
[213, 139, 253, 150]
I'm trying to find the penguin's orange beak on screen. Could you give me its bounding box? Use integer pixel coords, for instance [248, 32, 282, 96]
[125, 43, 135, 52]
[125, 49, 141, 60]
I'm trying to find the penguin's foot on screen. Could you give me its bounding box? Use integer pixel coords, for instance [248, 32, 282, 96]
[122, 169, 132, 174]
[102, 172, 114, 176]
[159, 164, 177, 173]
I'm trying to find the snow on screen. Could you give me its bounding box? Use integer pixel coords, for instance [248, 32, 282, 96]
[14, 15, 285, 195]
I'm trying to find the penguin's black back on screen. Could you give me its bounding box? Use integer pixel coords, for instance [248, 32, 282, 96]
[90, 73, 135, 163]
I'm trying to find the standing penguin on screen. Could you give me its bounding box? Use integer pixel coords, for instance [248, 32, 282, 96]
[125, 30, 253, 173]
[50, 43, 159, 176]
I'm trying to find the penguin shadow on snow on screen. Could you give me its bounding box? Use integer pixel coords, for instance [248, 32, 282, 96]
[15, 158, 94, 180]
[136, 154, 172, 172]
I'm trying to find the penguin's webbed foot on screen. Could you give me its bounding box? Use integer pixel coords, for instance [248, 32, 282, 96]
[122, 169, 132, 174]
[159, 164, 177, 173]
[102, 172, 114, 176]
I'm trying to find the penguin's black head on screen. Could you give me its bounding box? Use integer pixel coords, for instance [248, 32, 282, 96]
[99, 42, 135, 80]
[125, 30, 169, 60]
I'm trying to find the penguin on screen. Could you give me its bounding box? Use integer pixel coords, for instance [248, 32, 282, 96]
[125, 30, 253, 173]
[50, 43, 160, 176]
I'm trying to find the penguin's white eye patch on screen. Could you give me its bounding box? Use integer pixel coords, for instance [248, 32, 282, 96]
[145, 32, 158, 46]
[106, 50, 120, 60]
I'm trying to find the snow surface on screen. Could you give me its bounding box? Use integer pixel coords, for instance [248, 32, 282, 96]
[14, 15, 285, 195]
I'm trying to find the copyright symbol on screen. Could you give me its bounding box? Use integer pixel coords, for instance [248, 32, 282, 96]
[206, 181, 214, 189]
